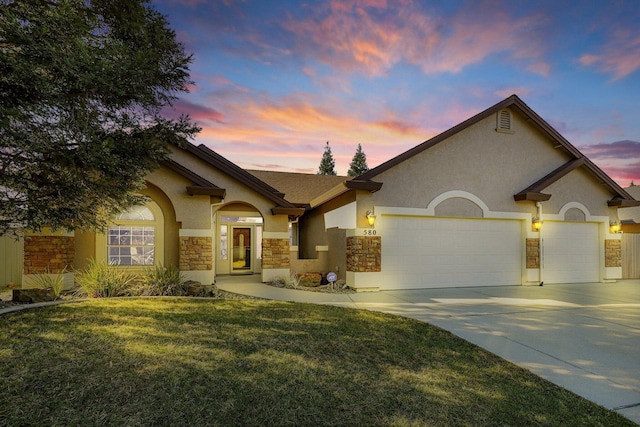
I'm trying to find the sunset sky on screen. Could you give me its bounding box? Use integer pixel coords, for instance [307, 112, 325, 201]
[153, 0, 640, 185]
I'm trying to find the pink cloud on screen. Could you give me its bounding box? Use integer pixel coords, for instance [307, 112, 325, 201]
[188, 89, 435, 174]
[579, 29, 640, 79]
[282, 0, 550, 77]
[581, 140, 640, 160]
[164, 99, 225, 123]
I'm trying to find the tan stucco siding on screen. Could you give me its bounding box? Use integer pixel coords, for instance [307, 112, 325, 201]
[143, 184, 180, 267]
[544, 167, 615, 217]
[146, 167, 211, 230]
[368, 107, 576, 213]
[167, 146, 288, 232]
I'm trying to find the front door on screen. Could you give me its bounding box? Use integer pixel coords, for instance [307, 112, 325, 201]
[232, 227, 252, 274]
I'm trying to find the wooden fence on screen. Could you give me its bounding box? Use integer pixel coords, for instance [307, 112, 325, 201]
[621, 233, 640, 279]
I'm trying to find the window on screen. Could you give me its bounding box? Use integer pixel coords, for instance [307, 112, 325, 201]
[107, 205, 156, 266]
[220, 225, 228, 260]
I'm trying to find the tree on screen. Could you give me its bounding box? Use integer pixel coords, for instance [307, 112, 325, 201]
[347, 143, 369, 177]
[0, 0, 199, 236]
[317, 141, 337, 175]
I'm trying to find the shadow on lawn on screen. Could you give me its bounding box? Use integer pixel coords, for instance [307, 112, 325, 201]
[0, 298, 633, 426]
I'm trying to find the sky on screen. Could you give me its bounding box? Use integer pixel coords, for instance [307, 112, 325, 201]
[153, 0, 640, 185]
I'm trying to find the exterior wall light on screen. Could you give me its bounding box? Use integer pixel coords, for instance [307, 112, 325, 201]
[366, 211, 376, 227]
[532, 217, 543, 231]
[610, 220, 622, 233]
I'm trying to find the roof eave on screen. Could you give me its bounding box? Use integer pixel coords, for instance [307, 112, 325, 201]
[272, 207, 306, 218]
[186, 186, 226, 197]
[608, 199, 640, 208]
[513, 192, 552, 202]
[344, 180, 383, 192]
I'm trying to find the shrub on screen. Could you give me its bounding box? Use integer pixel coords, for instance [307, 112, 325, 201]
[31, 267, 66, 299]
[270, 273, 300, 289]
[75, 259, 138, 298]
[138, 264, 186, 296]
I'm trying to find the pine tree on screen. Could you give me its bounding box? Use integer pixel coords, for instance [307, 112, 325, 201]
[317, 141, 337, 175]
[347, 143, 369, 177]
[0, 0, 198, 236]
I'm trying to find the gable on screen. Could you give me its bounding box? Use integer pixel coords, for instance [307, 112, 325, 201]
[165, 143, 304, 218]
[363, 105, 576, 212]
[351, 95, 637, 212]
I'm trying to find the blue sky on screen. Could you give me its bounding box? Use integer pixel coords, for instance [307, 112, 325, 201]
[153, 0, 640, 185]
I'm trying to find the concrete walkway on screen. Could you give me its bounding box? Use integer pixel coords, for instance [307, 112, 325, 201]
[217, 276, 640, 424]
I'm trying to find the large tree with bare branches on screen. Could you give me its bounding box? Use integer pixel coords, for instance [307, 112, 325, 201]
[0, 0, 199, 236]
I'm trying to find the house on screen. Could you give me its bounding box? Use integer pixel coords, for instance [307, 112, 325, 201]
[16, 95, 640, 291]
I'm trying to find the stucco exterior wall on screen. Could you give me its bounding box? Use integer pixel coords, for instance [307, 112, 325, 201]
[543, 168, 615, 217]
[327, 228, 347, 280]
[146, 166, 212, 230]
[167, 146, 287, 232]
[73, 182, 180, 271]
[367, 107, 579, 213]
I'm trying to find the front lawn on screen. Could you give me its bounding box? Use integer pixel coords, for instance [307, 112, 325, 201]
[0, 299, 632, 426]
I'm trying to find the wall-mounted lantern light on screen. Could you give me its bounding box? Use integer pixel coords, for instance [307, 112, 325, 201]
[366, 210, 376, 227]
[610, 220, 622, 233]
[532, 217, 543, 231]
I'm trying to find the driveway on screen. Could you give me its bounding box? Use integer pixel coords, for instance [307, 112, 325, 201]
[217, 277, 640, 424]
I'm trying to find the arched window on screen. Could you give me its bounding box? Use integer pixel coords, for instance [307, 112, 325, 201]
[107, 205, 158, 266]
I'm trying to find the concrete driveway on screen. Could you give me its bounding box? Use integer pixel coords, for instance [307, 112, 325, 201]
[218, 277, 640, 424]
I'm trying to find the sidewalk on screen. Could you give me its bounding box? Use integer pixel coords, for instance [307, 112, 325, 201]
[217, 275, 640, 425]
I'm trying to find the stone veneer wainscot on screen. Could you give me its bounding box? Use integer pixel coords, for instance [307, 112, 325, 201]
[262, 238, 290, 269]
[347, 236, 381, 272]
[605, 239, 621, 268]
[179, 236, 212, 271]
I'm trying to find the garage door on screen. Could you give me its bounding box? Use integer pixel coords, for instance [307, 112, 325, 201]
[381, 216, 522, 290]
[542, 221, 599, 283]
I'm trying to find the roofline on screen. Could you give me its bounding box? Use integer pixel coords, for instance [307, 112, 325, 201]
[161, 159, 227, 199]
[358, 94, 636, 202]
[309, 179, 383, 208]
[514, 158, 584, 201]
[176, 143, 298, 209]
[272, 207, 306, 217]
[160, 159, 220, 188]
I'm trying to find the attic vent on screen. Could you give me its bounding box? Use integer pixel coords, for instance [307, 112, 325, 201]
[496, 109, 514, 133]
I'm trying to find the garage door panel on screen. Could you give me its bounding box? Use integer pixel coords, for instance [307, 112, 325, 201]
[381, 216, 522, 289]
[542, 222, 599, 284]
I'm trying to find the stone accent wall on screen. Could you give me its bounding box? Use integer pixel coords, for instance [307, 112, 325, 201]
[605, 239, 621, 268]
[262, 238, 290, 269]
[526, 238, 539, 269]
[24, 235, 74, 274]
[347, 236, 381, 272]
[179, 236, 212, 271]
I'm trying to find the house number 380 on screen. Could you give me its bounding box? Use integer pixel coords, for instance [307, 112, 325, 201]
[363, 230, 377, 235]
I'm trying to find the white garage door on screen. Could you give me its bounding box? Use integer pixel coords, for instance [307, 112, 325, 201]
[381, 216, 522, 290]
[542, 222, 599, 283]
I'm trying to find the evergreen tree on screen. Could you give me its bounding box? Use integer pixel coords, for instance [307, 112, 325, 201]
[347, 143, 369, 177]
[0, 0, 198, 236]
[317, 141, 337, 175]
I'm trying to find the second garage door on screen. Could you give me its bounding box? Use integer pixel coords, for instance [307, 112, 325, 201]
[542, 221, 599, 283]
[381, 216, 522, 290]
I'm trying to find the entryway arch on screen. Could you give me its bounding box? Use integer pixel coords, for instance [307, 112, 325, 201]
[214, 202, 264, 275]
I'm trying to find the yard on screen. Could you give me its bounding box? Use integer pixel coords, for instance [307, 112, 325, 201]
[0, 298, 633, 426]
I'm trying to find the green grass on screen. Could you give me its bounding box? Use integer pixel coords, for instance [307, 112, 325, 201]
[0, 299, 633, 427]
